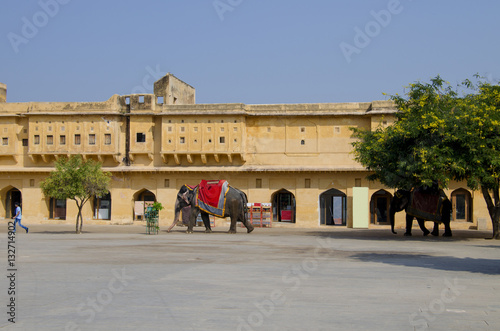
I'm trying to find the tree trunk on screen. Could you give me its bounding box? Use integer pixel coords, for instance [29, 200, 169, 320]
[75, 214, 80, 234]
[79, 210, 83, 234]
[481, 186, 500, 239]
[75, 201, 83, 234]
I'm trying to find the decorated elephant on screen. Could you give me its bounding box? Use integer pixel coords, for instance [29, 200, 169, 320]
[167, 180, 254, 234]
[389, 186, 452, 237]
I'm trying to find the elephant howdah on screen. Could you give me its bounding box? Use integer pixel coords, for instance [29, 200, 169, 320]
[168, 180, 254, 234]
[196, 180, 230, 217]
[389, 186, 452, 237]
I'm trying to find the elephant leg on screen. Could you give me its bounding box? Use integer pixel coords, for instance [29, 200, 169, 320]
[417, 218, 431, 236]
[186, 209, 198, 234]
[240, 214, 254, 233]
[442, 221, 452, 237]
[404, 214, 414, 236]
[201, 212, 212, 233]
[431, 222, 440, 236]
[228, 216, 237, 234]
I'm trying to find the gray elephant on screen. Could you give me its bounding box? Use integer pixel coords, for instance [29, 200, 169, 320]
[389, 187, 452, 237]
[167, 182, 254, 234]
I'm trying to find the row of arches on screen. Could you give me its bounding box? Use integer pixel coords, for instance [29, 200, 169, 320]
[1, 187, 473, 224]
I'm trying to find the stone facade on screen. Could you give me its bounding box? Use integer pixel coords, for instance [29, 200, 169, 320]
[0, 74, 490, 231]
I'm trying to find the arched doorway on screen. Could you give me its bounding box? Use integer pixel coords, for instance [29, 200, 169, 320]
[370, 190, 392, 224]
[451, 188, 472, 222]
[94, 193, 111, 220]
[5, 187, 22, 218]
[49, 198, 67, 220]
[319, 188, 346, 226]
[272, 189, 296, 223]
[133, 189, 156, 220]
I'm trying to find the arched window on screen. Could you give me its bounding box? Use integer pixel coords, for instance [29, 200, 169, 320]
[133, 189, 156, 220]
[319, 188, 346, 226]
[451, 188, 472, 222]
[370, 190, 392, 224]
[3, 187, 22, 218]
[271, 189, 296, 223]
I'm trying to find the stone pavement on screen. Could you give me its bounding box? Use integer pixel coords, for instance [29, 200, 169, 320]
[0, 223, 499, 331]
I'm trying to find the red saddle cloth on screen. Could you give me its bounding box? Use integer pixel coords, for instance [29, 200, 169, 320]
[407, 189, 443, 222]
[196, 180, 229, 216]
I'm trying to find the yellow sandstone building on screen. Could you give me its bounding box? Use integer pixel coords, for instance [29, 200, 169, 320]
[0, 74, 491, 231]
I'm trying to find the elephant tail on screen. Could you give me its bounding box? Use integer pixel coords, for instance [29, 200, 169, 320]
[242, 191, 249, 224]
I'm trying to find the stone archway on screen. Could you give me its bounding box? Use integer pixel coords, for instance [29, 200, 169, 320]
[133, 189, 156, 220]
[271, 189, 296, 223]
[1, 186, 22, 218]
[370, 189, 392, 225]
[319, 188, 346, 226]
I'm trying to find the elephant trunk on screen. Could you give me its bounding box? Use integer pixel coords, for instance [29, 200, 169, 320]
[389, 206, 397, 234]
[167, 201, 182, 232]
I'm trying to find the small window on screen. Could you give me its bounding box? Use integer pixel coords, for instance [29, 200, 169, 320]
[74, 134, 81, 145]
[164, 179, 170, 188]
[2, 137, 8, 145]
[300, 127, 305, 133]
[34, 135, 40, 145]
[47, 135, 53, 145]
[301, 140, 305, 145]
[60, 135, 66, 145]
[157, 96, 164, 104]
[22, 139, 28, 147]
[207, 127, 212, 132]
[61, 126, 65, 132]
[233, 127, 238, 132]
[180, 127, 185, 132]
[168, 126, 172, 132]
[89, 134, 96, 145]
[221, 127, 225, 132]
[256, 179, 262, 188]
[48, 126, 52, 132]
[180, 137, 185, 144]
[138, 96, 145, 103]
[334, 126, 341, 134]
[305, 179, 311, 188]
[125, 97, 130, 105]
[194, 127, 198, 132]
[136, 133, 146, 143]
[104, 134, 111, 145]
[219, 137, 225, 144]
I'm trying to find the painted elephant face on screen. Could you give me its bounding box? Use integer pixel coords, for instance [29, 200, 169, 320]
[175, 185, 195, 211]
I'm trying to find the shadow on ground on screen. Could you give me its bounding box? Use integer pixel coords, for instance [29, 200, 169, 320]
[305, 229, 496, 242]
[350, 252, 500, 275]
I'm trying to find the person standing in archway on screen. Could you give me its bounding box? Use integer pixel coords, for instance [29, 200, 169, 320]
[12, 202, 28, 233]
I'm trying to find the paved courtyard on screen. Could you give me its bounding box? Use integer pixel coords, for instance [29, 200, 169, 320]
[1, 223, 499, 331]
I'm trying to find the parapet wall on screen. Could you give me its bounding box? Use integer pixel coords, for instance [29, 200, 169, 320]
[0, 83, 6, 103]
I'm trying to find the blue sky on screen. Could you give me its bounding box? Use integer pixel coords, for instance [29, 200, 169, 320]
[1, 0, 499, 104]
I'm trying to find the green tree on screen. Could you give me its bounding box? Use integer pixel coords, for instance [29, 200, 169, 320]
[351, 76, 500, 239]
[40, 155, 111, 234]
